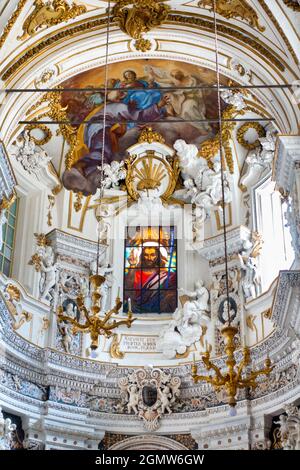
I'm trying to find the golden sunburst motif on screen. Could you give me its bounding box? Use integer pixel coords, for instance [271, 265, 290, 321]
[135, 158, 166, 190]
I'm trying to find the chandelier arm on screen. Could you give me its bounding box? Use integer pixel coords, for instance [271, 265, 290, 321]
[77, 303, 92, 325]
[192, 374, 215, 385]
[203, 357, 226, 383]
[57, 314, 88, 330]
[102, 301, 122, 324]
[247, 366, 274, 381]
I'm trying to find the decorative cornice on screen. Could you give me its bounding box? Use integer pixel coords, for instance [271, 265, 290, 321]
[257, 0, 299, 65]
[1, 13, 286, 81]
[167, 14, 285, 72]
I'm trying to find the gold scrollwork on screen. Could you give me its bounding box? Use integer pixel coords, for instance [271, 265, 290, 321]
[24, 123, 52, 145]
[237, 122, 266, 150]
[0, 0, 27, 48]
[134, 38, 152, 52]
[199, 105, 245, 173]
[138, 127, 165, 144]
[198, 0, 265, 32]
[110, 334, 125, 359]
[18, 0, 87, 41]
[27, 89, 77, 169]
[112, 0, 170, 40]
[0, 193, 16, 215]
[282, 0, 300, 12]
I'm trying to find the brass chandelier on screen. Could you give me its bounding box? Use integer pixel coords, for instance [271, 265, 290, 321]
[57, 0, 136, 351]
[57, 274, 135, 350]
[191, 0, 274, 414]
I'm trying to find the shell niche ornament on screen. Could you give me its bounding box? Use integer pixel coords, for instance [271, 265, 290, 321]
[124, 136, 180, 203]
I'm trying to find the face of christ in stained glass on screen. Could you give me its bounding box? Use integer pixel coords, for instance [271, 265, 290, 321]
[124, 227, 177, 314]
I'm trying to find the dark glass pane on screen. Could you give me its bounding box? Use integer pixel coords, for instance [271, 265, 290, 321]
[3, 258, 10, 276]
[8, 214, 15, 226]
[3, 245, 11, 260]
[141, 290, 160, 313]
[6, 226, 14, 246]
[10, 201, 17, 215]
[0, 254, 3, 269]
[160, 291, 177, 313]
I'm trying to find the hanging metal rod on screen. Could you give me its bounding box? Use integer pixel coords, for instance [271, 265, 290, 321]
[19, 118, 274, 125]
[2, 84, 298, 93]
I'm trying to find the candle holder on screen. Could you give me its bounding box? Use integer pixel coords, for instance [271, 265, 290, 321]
[57, 275, 136, 350]
[191, 325, 274, 410]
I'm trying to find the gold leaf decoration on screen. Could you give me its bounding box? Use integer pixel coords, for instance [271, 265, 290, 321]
[18, 0, 87, 41]
[138, 127, 165, 144]
[198, 0, 265, 32]
[237, 122, 266, 150]
[24, 124, 52, 146]
[112, 0, 170, 40]
[27, 89, 77, 169]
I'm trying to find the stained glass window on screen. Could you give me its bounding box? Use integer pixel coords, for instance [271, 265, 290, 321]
[0, 200, 18, 277]
[123, 226, 177, 314]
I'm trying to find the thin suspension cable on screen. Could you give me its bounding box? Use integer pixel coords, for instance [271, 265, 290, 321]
[213, 0, 231, 326]
[2, 84, 296, 92]
[96, 0, 111, 275]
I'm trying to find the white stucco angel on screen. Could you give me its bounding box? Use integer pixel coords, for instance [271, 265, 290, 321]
[0, 408, 16, 450]
[39, 246, 58, 302]
[137, 187, 163, 213]
[179, 280, 210, 314]
[127, 385, 139, 415]
[158, 386, 173, 415]
[57, 321, 73, 354]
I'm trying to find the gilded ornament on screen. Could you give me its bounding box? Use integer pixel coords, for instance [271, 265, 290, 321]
[5, 284, 21, 302]
[110, 334, 125, 359]
[52, 184, 62, 195]
[74, 192, 84, 212]
[0, 193, 16, 215]
[33, 232, 49, 247]
[263, 308, 272, 319]
[27, 89, 77, 169]
[282, 0, 300, 11]
[28, 253, 42, 271]
[24, 124, 52, 146]
[134, 38, 152, 52]
[125, 150, 180, 201]
[199, 105, 245, 173]
[18, 0, 87, 41]
[13, 311, 33, 330]
[198, 0, 265, 32]
[0, 0, 27, 49]
[237, 122, 266, 150]
[138, 127, 165, 144]
[112, 0, 170, 40]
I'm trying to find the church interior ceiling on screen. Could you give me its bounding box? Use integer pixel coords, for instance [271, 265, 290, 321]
[0, 0, 299, 452]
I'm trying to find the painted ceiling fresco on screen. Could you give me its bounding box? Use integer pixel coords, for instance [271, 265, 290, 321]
[61, 59, 229, 194]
